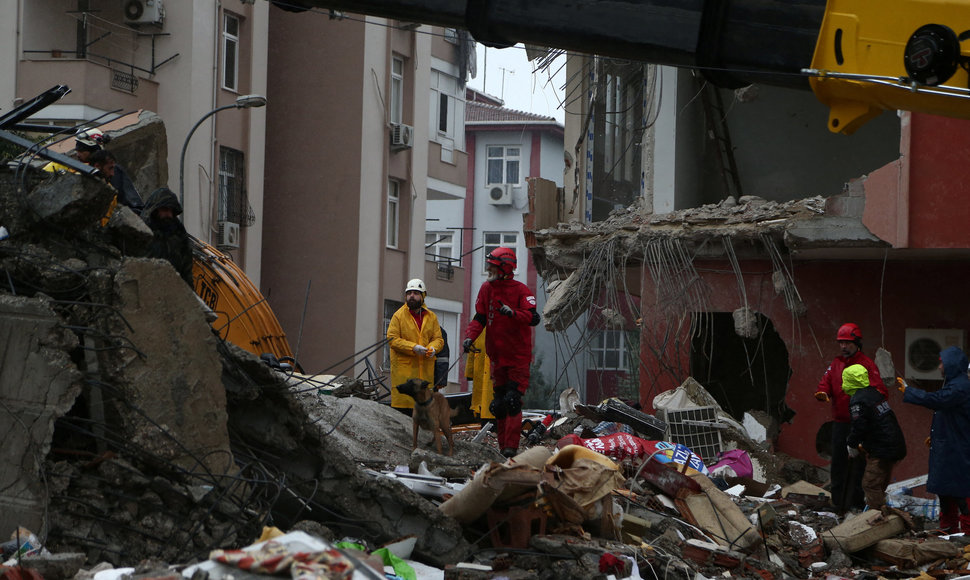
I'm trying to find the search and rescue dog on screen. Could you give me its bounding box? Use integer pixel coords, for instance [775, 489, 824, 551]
[395, 378, 455, 456]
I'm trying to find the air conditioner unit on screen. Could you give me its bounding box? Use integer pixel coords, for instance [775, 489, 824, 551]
[123, 0, 164, 25]
[487, 183, 512, 205]
[216, 221, 240, 250]
[904, 328, 964, 380]
[390, 123, 414, 149]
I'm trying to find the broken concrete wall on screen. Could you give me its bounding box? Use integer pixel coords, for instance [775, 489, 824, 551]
[100, 258, 235, 475]
[0, 295, 82, 537]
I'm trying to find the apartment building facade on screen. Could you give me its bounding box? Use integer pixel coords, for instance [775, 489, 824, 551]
[260, 9, 471, 377]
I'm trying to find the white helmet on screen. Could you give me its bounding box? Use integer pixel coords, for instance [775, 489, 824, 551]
[405, 278, 426, 294]
[75, 127, 106, 149]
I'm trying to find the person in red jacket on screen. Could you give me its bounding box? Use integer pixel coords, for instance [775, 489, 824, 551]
[815, 322, 888, 514]
[463, 247, 540, 458]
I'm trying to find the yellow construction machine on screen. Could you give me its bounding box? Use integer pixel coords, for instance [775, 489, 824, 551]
[191, 237, 297, 368]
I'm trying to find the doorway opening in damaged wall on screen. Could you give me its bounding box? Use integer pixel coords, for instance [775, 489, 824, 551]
[688, 311, 794, 427]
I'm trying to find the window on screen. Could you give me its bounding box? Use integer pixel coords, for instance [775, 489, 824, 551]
[387, 180, 400, 248]
[222, 13, 240, 91]
[443, 28, 459, 44]
[591, 60, 646, 221]
[391, 56, 404, 125]
[590, 330, 628, 370]
[218, 147, 245, 223]
[429, 67, 465, 160]
[425, 232, 454, 263]
[383, 299, 403, 370]
[482, 232, 518, 273]
[486, 146, 521, 185]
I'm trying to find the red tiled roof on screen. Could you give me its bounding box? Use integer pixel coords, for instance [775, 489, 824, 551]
[465, 100, 559, 125]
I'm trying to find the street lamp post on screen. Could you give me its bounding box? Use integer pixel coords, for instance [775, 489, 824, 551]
[178, 94, 267, 206]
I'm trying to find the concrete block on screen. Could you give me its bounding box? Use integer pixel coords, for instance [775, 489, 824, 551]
[0, 295, 81, 536]
[105, 259, 234, 476]
[821, 511, 907, 552]
[25, 173, 114, 226]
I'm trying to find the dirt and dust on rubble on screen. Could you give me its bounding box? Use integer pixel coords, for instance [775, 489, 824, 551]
[2, 116, 969, 580]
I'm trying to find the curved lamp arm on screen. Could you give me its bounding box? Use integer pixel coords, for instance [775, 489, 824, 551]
[178, 95, 266, 207]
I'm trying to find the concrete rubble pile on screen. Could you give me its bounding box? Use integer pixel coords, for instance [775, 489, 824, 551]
[4, 120, 970, 580]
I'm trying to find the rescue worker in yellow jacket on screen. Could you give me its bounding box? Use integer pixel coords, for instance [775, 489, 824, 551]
[388, 278, 444, 411]
[466, 330, 494, 420]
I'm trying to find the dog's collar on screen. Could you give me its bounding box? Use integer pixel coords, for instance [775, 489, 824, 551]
[416, 397, 434, 407]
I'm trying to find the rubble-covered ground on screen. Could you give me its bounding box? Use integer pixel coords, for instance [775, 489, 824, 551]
[4, 122, 970, 580]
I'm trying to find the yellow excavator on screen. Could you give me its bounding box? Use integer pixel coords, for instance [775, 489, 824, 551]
[283, 0, 970, 135]
[191, 237, 298, 368]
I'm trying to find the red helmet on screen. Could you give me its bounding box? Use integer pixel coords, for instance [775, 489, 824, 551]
[486, 247, 517, 277]
[836, 323, 862, 342]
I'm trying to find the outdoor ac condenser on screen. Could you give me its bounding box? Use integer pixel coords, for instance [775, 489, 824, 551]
[390, 123, 414, 149]
[904, 328, 964, 380]
[217, 221, 240, 250]
[124, 0, 164, 25]
[487, 184, 512, 205]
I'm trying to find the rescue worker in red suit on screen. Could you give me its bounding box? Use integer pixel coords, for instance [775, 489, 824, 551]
[815, 323, 888, 513]
[463, 247, 540, 458]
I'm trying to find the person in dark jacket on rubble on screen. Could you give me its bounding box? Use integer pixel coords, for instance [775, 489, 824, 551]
[141, 187, 194, 286]
[842, 364, 906, 512]
[901, 346, 970, 533]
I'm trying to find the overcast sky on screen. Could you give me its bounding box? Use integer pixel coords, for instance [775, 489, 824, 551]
[465, 43, 566, 125]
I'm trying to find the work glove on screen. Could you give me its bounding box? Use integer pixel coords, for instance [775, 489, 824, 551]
[846, 445, 859, 459]
[412, 344, 428, 356]
[814, 392, 829, 402]
[498, 303, 514, 317]
[462, 338, 473, 353]
[426, 347, 436, 358]
[896, 377, 908, 394]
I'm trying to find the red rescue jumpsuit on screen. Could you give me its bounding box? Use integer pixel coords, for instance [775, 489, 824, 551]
[465, 278, 538, 450]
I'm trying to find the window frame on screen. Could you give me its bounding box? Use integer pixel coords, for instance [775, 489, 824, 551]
[486, 145, 521, 186]
[591, 60, 647, 221]
[218, 146, 245, 223]
[482, 232, 518, 274]
[589, 329, 628, 371]
[429, 67, 465, 151]
[425, 231, 455, 264]
[382, 299, 403, 370]
[387, 179, 400, 249]
[390, 56, 404, 126]
[222, 12, 240, 92]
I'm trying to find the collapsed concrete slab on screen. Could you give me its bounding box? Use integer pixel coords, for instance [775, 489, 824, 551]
[531, 194, 887, 332]
[0, 295, 81, 536]
[103, 258, 235, 475]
